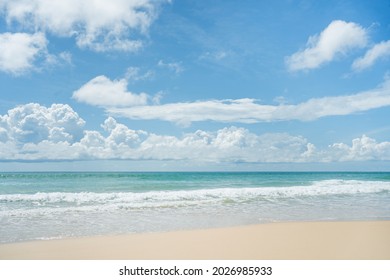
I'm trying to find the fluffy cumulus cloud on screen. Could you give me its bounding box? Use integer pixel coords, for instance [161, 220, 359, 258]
[352, 40, 390, 71]
[136, 128, 313, 163]
[0, 103, 85, 144]
[72, 75, 149, 107]
[329, 135, 390, 161]
[0, 0, 166, 52]
[1, 103, 390, 162]
[0, 103, 86, 160]
[107, 79, 390, 125]
[286, 20, 368, 71]
[0, 32, 48, 75]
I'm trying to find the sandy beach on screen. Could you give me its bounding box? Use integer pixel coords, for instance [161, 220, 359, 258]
[0, 220, 389, 260]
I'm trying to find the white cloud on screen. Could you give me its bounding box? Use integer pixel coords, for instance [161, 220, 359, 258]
[107, 79, 390, 125]
[0, 32, 47, 75]
[0, 103, 85, 144]
[158, 60, 184, 74]
[352, 40, 390, 71]
[72, 75, 149, 107]
[0, 0, 167, 52]
[1, 104, 390, 162]
[136, 128, 312, 162]
[109, 98, 275, 126]
[329, 135, 390, 161]
[45, 51, 73, 67]
[125, 66, 154, 82]
[199, 50, 229, 61]
[286, 20, 368, 71]
[102, 117, 147, 148]
[17, 140, 83, 161]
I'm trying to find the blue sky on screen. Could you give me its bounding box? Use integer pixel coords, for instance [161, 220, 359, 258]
[0, 0, 390, 171]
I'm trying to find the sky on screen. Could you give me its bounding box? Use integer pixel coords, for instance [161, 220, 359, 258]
[0, 0, 390, 171]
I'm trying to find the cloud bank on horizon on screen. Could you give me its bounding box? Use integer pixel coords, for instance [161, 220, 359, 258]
[1, 0, 390, 168]
[1, 103, 389, 162]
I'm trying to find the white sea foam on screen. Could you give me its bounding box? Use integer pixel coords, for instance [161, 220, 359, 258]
[0, 180, 389, 218]
[1, 179, 389, 203]
[1, 178, 390, 244]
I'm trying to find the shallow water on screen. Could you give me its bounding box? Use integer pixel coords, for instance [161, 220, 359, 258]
[1, 172, 389, 243]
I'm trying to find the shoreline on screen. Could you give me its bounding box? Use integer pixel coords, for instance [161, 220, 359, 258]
[1, 220, 390, 260]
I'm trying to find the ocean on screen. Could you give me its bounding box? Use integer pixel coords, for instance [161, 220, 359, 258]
[1, 172, 389, 244]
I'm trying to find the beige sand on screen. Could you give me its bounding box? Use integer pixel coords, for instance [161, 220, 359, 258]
[1, 221, 389, 260]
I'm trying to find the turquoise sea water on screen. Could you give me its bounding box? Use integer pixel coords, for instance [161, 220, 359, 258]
[1, 172, 390, 243]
